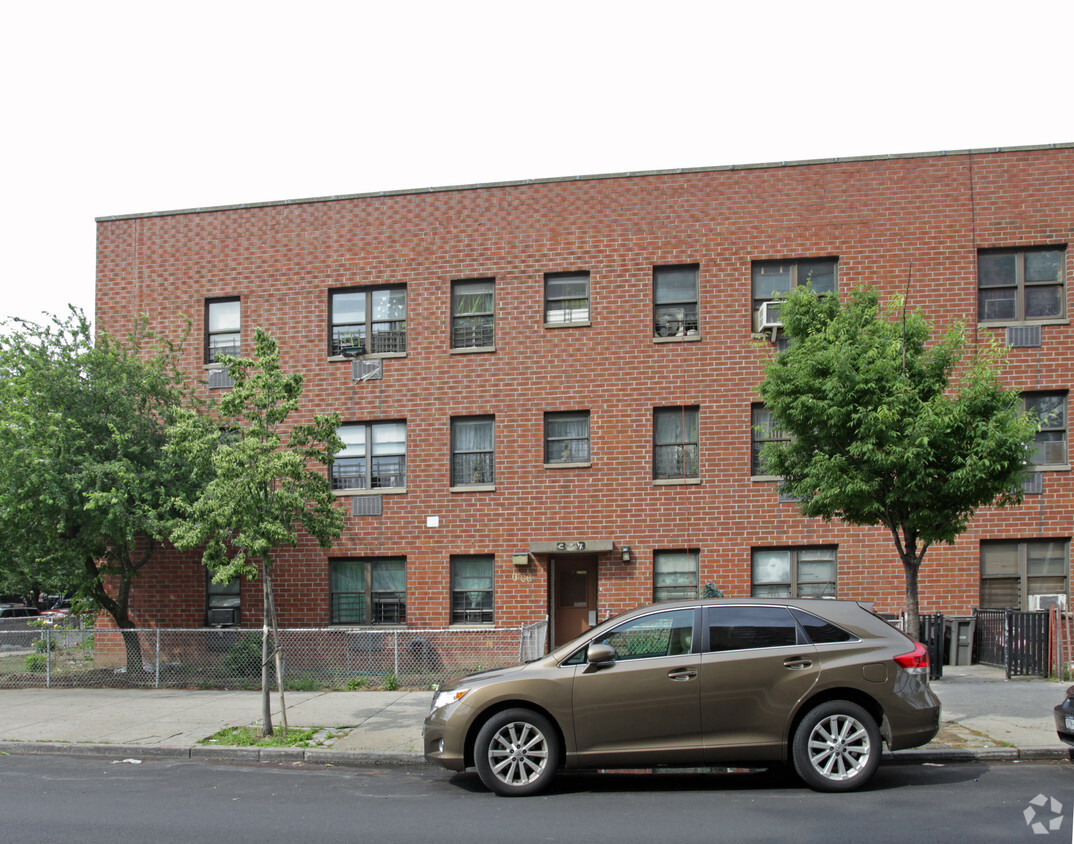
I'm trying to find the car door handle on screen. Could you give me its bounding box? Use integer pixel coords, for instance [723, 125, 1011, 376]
[668, 668, 698, 681]
[783, 657, 813, 670]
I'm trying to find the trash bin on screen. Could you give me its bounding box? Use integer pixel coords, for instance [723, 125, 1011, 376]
[950, 616, 976, 665]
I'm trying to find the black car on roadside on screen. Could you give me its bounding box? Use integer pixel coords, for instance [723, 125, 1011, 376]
[1054, 686, 1074, 753]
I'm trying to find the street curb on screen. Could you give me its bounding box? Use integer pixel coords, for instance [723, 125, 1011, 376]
[0, 741, 427, 767]
[1, 740, 1064, 766]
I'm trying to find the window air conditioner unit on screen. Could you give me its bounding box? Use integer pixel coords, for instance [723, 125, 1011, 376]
[759, 301, 783, 331]
[1030, 594, 1066, 611]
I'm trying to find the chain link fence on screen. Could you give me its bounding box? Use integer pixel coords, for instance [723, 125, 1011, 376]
[0, 620, 548, 690]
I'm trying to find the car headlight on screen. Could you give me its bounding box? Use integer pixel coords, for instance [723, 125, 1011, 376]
[430, 688, 470, 713]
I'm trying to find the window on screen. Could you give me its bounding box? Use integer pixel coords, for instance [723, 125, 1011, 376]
[452, 279, 495, 349]
[329, 287, 407, 356]
[1024, 392, 1068, 467]
[752, 548, 837, 598]
[706, 605, 800, 651]
[591, 608, 695, 660]
[791, 608, 856, 644]
[654, 550, 699, 602]
[332, 422, 407, 491]
[452, 416, 494, 486]
[978, 247, 1065, 322]
[751, 404, 790, 476]
[980, 540, 1068, 610]
[751, 258, 837, 328]
[206, 575, 240, 627]
[205, 298, 240, 364]
[653, 406, 699, 481]
[330, 558, 407, 624]
[653, 265, 699, 337]
[545, 272, 590, 325]
[544, 411, 590, 464]
[451, 555, 494, 624]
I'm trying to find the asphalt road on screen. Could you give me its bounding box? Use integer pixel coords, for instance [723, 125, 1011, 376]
[2, 756, 1073, 843]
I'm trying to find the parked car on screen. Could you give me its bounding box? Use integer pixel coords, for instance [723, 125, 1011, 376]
[39, 597, 71, 625]
[1053, 686, 1074, 751]
[424, 598, 940, 796]
[0, 605, 41, 620]
[0, 605, 43, 648]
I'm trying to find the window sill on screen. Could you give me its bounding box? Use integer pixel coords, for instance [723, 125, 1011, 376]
[544, 461, 592, 469]
[978, 318, 1069, 329]
[653, 478, 701, 486]
[750, 475, 781, 482]
[203, 362, 227, 371]
[449, 622, 495, 628]
[332, 488, 408, 497]
[653, 333, 701, 344]
[544, 320, 591, 329]
[1032, 464, 1071, 472]
[449, 346, 495, 355]
[327, 352, 407, 362]
[450, 484, 496, 493]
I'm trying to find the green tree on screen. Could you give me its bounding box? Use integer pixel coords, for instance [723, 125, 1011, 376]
[757, 286, 1038, 641]
[168, 328, 344, 735]
[0, 309, 194, 672]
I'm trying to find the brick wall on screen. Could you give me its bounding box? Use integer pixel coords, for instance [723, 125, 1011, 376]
[94, 146, 1074, 631]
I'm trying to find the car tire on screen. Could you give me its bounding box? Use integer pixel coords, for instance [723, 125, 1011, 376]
[474, 708, 560, 797]
[792, 700, 881, 792]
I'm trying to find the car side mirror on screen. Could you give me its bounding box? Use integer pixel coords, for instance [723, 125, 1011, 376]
[586, 643, 616, 666]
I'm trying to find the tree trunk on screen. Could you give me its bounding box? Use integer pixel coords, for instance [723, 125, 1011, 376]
[260, 571, 273, 737]
[263, 562, 288, 735]
[902, 559, 921, 642]
[119, 626, 146, 678]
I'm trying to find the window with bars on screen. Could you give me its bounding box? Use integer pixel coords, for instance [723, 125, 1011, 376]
[653, 406, 699, 481]
[332, 422, 407, 491]
[545, 271, 590, 325]
[329, 287, 407, 356]
[451, 555, 495, 624]
[980, 539, 1068, 610]
[206, 574, 240, 627]
[205, 298, 241, 364]
[654, 550, 699, 602]
[330, 558, 407, 624]
[1023, 392, 1068, 467]
[751, 548, 837, 598]
[452, 416, 494, 486]
[544, 411, 590, 465]
[978, 247, 1065, 323]
[653, 265, 699, 338]
[452, 279, 495, 349]
[751, 259, 837, 330]
[751, 404, 791, 476]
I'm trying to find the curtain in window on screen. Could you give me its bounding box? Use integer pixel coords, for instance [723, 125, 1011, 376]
[372, 560, 406, 593]
[454, 418, 492, 451]
[654, 551, 698, 601]
[546, 413, 589, 462]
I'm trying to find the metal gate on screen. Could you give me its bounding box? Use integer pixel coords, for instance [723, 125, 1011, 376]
[973, 608, 1050, 678]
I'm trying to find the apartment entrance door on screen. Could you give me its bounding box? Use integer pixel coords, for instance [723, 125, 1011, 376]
[551, 556, 597, 647]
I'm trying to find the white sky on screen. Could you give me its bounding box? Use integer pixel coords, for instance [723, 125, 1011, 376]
[2, 0, 1072, 325]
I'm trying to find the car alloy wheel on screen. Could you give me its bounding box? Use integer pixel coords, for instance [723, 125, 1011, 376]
[792, 700, 880, 792]
[474, 708, 560, 797]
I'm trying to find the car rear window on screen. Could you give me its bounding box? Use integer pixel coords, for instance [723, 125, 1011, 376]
[791, 608, 857, 644]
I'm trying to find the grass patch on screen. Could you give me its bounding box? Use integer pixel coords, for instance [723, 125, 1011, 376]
[198, 725, 337, 748]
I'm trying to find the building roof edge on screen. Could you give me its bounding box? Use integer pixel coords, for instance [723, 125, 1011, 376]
[95, 142, 1074, 223]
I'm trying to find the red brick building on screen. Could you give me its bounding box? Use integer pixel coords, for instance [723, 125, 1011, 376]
[95, 144, 1074, 646]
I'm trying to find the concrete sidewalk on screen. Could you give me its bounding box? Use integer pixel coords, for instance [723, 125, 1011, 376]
[0, 664, 1067, 766]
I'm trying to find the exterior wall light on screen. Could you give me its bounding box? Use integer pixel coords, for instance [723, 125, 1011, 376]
[512, 553, 529, 567]
[621, 546, 632, 563]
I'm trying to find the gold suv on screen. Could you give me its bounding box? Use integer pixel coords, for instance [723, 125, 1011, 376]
[424, 598, 940, 795]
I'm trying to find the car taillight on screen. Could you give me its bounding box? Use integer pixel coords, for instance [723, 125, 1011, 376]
[893, 642, 930, 674]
